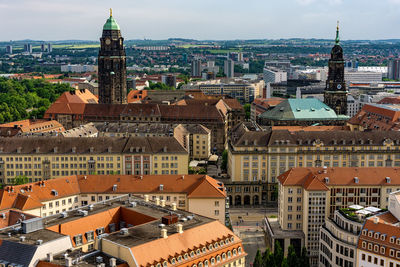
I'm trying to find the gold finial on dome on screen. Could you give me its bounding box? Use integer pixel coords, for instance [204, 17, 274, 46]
[110, 8, 113, 17]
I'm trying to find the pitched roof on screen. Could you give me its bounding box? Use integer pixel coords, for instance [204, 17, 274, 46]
[0, 175, 226, 211]
[260, 98, 346, 121]
[130, 220, 239, 266]
[279, 167, 400, 190]
[55, 89, 98, 104]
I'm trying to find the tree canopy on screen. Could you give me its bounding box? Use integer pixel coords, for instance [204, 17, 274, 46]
[0, 77, 71, 123]
[253, 243, 309, 267]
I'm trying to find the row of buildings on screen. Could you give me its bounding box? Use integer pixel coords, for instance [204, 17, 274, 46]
[225, 121, 400, 205]
[0, 171, 246, 266]
[264, 167, 400, 267]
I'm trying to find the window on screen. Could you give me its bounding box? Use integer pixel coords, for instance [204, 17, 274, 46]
[86, 231, 94, 242]
[74, 234, 83, 246]
[214, 201, 219, 207]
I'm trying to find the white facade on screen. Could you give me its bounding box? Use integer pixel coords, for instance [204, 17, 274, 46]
[263, 67, 287, 84]
[61, 64, 97, 73]
[345, 70, 383, 84]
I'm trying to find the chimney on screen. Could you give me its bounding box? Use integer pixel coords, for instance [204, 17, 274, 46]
[20, 236, 26, 242]
[161, 228, 168, 238]
[110, 258, 117, 267]
[176, 224, 183, 234]
[144, 194, 149, 202]
[171, 202, 177, 211]
[160, 199, 166, 207]
[47, 253, 53, 262]
[155, 197, 160, 206]
[65, 257, 73, 267]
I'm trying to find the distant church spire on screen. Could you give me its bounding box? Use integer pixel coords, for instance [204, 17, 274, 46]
[335, 20, 340, 45]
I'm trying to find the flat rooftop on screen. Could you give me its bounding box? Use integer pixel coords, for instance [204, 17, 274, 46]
[0, 194, 212, 248]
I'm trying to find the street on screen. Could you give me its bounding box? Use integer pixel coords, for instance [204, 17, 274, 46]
[229, 207, 277, 266]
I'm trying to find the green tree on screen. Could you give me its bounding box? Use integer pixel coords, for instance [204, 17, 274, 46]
[253, 250, 263, 267]
[243, 103, 251, 120]
[14, 175, 30, 185]
[281, 258, 289, 267]
[221, 150, 228, 171]
[274, 241, 284, 267]
[299, 247, 310, 267]
[262, 248, 274, 267]
[287, 245, 298, 267]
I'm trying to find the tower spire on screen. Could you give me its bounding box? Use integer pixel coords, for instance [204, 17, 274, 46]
[335, 20, 340, 45]
[110, 8, 113, 17]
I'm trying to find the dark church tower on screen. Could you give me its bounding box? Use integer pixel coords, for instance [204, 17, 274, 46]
[324, 22, 348, 115]
[98, 9, 127, 104]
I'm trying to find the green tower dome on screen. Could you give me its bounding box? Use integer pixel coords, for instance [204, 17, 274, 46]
[103, 8, 120, 31]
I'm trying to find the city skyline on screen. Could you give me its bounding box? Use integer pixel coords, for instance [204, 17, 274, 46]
[1, 0, 400, 41]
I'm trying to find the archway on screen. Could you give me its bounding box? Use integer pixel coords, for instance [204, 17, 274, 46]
[235, 195, 241, 206]
[244, 195, 251, 205]
[253, 195, 259, 205]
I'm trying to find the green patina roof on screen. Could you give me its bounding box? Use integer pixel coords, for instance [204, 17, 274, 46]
[103, 15, 120, 31]
[260, 98, 347, 121]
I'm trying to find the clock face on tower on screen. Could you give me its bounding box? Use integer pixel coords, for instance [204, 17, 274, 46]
[105, 39, 111, 45]
[337, 84, 342, 90]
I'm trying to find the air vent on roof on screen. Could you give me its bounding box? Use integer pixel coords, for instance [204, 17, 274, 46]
[0, 213, 5, 219]
[60, 212, 68, 218]
[96, 256, 103, 264]
[36, 239, 43, 245]
[158, 223, 166, 228]
[20, 236, 26, 242]
[22, 217, 43, 234]
[129, 202, 137, 207]
[120, 228, 129, 236]
[88, 205, 94, 211]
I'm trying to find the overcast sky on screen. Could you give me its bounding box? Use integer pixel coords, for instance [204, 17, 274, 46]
[1, 0, 400, 41]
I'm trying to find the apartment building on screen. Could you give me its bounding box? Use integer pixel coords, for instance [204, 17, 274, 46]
[174, 124, 211, 160]
[269, 167, 400, 266]
[0, 195, 245, 267]
[357, 191, 400, 267]
[319, 209, 365, 267]
[0, 119, 65, 137]
[0, 174, 227, 223]
[0, 136, 188, 184]
[227, 122, 400, 205]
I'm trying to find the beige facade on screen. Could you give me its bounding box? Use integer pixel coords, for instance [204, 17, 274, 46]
[275, 167, 400, 266]
[227, 124, 400, 206]
[0, 136, 189, 184]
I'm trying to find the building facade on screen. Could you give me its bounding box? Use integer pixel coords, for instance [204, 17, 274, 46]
[273, 167, 400, 266]
[227, 123, 400, 205]
[0, 136, 189, 184]
[98, 10, 127, 104]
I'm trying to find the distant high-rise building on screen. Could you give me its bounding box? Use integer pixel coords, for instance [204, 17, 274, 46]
[238, 52, 244, 62]
[161, 74, 176, 88]
[98, 9, 127, 104]
[191, 58, 201, 77]
[324, 22, 348, 115]
[224, 59, 234, 78]
[388, 59, 400, 80]
[47, 43, 53, 53]
[5, 45, 12, 54]
[263, 67, 287, 84]
[41, 43, 46, 52]
[24, 44, 32, 53]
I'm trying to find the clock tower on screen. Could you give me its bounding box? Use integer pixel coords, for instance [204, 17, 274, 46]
[324, 22, 348, 115]
[98, 9, 127, 104]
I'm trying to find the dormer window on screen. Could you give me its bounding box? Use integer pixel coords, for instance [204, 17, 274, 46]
[202, 247, 206, 253]
[163, 261, 168, 267]
[170, 258, 176, 265]
[196, 249, 201, 255]
[190, 251, 194, 258]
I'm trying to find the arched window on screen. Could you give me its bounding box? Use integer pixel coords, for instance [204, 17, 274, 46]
[163, 261, 168, 267]
[227, 251, 232, 258]
[238, 247, 242, 254]
[216, 255, 221, 262]
[210, 258, 215, 265]
[202, 247, 207, 253]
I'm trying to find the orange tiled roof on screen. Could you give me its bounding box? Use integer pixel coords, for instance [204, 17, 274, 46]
[130, 220, 242, 266]
[0, 175, 226, 211]
[55, 89, 98, 104]
[279, 167, 400, 190]
[358, 212, 400, 259]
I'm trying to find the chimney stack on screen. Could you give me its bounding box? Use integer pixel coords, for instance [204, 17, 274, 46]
[171, 202, 177, 211]
[160, 199, 166, 207]
[144, 194, 149, 202]
[161, 228, 168, 238]
[155, 197, 160, 206]
[176, 224, 183, 234]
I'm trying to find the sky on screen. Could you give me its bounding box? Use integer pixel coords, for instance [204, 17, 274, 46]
[1, 0, 400, 41]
